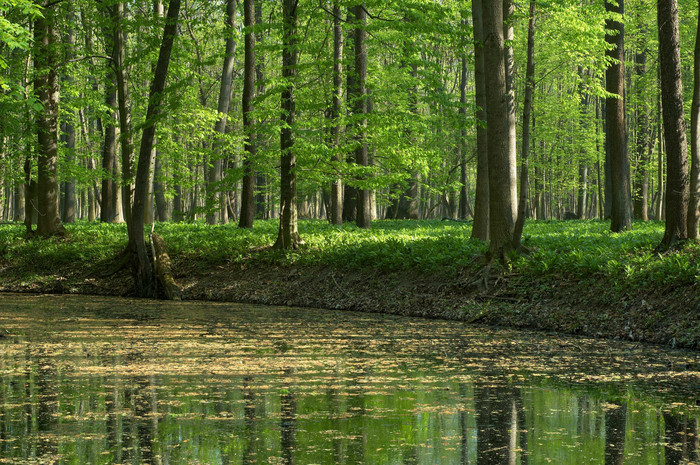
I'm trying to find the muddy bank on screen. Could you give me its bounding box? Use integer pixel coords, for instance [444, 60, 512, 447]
[1, 259, 698, 350]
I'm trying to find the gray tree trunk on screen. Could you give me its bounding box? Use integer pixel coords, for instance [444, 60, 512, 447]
[471, 0, 489, 240]
[688, 0, 700, 239]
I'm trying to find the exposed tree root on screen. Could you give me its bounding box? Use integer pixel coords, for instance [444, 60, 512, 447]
[151, 233, 181, 301]
[100, 248, 130, 278]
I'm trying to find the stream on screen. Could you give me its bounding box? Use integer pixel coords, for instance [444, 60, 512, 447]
[0, 294, 698, 464]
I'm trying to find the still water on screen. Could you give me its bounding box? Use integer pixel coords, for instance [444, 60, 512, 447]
[0, 294, 698, 465]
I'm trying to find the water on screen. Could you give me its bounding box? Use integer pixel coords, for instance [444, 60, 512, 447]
[0, 294, 698, 465]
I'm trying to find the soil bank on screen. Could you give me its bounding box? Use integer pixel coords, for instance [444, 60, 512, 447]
[1, 258, 698, 350]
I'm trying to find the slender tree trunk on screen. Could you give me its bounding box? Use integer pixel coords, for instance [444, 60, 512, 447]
[471, 0, 489, 240]
[60, 15, 76, 224]
[329, 1, 344, 225]
[153, 154, 169, 221]
[353, 4, 370, 229]
[605, 0, 632, 232]
[254, 0, 267, 220]
[658, 0, 689, 249]
[100, 4, 118, 223]
[127, 0, 181, 297]
[688, 0, 700, 239]
[484, 0, 514, 259]
[459, 40, 470, 220]
[33, 9, 64, 237]
[513, 0, 536, 250]
[274, 0, 302, 249]
[239, 0, 257, 229]
[504, 0, 518, 219]
[634, 31, 651, 222]
[113, 2, 134, 225]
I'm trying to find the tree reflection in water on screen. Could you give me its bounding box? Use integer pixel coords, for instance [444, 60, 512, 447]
[0, 295, 698, 465]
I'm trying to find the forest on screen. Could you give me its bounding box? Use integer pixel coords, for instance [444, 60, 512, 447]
[0, 0, 699, 320]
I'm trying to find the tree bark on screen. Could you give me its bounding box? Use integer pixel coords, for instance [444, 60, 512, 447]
[329, 1, 344, 225]
[60, 14, 76, 224]
[100, 2, 118, 223]
[459, 39, 471, 220]
[128, 0, 181, 297]
[353, 4, 370, 229]
[471, 0, 489, 240]
[33, 8, 64, 237]
[513, 0, 536, 250]
[658, 0, 689, 249]
[239, 0, 257, 229]
[254, 0, 267, 220]
[113, 2, 134, 225]
[605, 0, 632, 232]
[503, 0, 518, 219]
[634, 31, 650, 222]
[688, 0, 700, 239]
[274, 0, 302, 249]
[483, 0, 514, 259]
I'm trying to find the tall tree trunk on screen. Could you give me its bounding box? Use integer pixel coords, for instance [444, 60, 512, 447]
[153, 154, 169, 221]
[483, 0, 514, 259]
[605, 0, 632, 232]
[33, 8, 64, 237]
[503, 0, 518, 219]
[329, 1, 343, 225]
[658, 0, 689, 249]
[634, 31, 650, 222]
[458, 39, 471, 220]
[239, 0, 257, 229]
[688, 0, 700, 239]
[353, 3, 370, 229]
[128, 0, 181, 297]
[274, 0, 302, 249]
[254, 0, 267, 220]
[113, 2, 134, 225]
[513, 0, 536, 250]
[100, 3, 118, 223]
[60, 14, 76, 224]
[471, 0, 489, 240]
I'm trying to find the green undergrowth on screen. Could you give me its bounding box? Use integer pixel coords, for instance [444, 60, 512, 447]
[1, 219, 698, 293]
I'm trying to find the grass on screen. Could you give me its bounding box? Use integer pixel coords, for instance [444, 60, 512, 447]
[1, 219, 699, 292]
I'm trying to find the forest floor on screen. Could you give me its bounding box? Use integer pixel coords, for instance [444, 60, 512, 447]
[1, 219, 698, 349]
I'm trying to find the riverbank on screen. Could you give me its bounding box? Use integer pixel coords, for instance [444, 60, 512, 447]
[1, 220, 698, 348]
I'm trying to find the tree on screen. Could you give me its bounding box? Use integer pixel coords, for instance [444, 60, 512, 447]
[513, 0, 536, 251]
[240, 0, 257, 229]
[128, 0, 181, 297]
[33, 4, 64, 237]
[483, 0, 514, 259]
[658, 0, 689, 249]
[274, 0, 302, 249]
[471, 0, 489, 241]
[605, 0, 632, 233]
[352, 3, 370, 229]
[688, 0, 700, 239]
[329, 1, 344, 226]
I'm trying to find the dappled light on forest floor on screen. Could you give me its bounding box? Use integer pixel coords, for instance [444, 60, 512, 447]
[0, 294, 698, 464]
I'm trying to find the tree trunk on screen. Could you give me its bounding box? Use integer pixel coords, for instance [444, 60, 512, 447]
[513, 0, 536, 250]
[605, 0, 632, 232]
[128, 0, 181, 297]
[471, 0, 489, 241]
[658, 0, 689, 249]
[353, 4, 370, 229]
[634, 32, 650, 222]
[503, 0, 518, 219]
[274, 0, 302, 249]
[254, 0, 267, 220]
[33, 9, 64, 237]
[329, 1, 343, 225]
[113, 2, 134, 225]
[153, 154, 169, 221]
[483, 0, 514, 259]
[100, 9, 118, 223]
[60, 15, 76, 224]
[240, 0, 257, 229]
[688, 0, 700, 239]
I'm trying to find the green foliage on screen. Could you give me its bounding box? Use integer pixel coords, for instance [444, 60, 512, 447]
[3, 220, 699, 294]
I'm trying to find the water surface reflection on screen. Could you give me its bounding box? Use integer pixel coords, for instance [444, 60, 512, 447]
[0, 294, 698, 464]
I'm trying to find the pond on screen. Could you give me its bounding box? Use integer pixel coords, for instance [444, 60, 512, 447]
[0, 294, 698, 465]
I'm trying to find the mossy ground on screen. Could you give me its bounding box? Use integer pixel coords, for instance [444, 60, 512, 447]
[1, 219, 698, 348]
